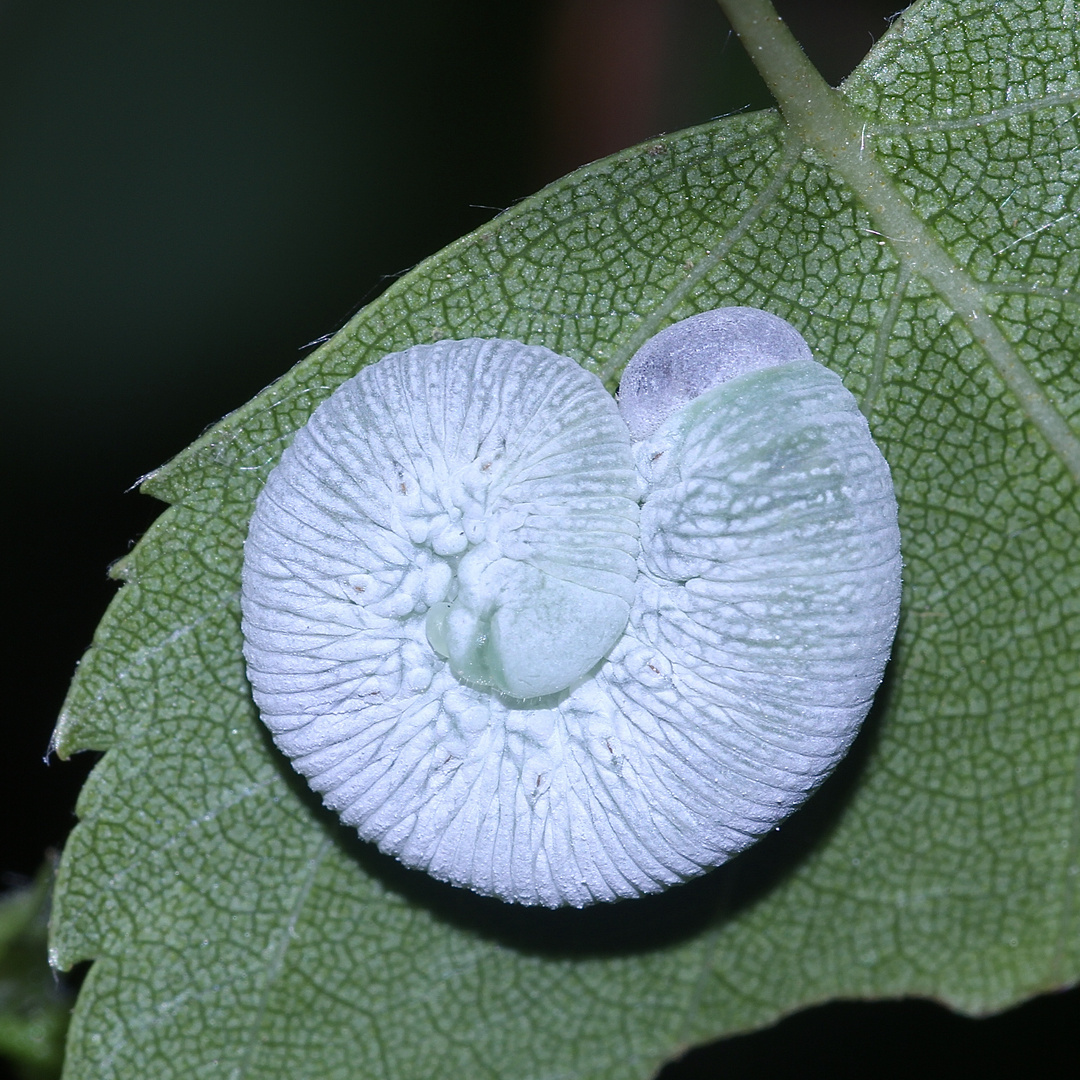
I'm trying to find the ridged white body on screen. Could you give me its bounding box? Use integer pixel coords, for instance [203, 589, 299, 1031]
[241, 318, 902, 907]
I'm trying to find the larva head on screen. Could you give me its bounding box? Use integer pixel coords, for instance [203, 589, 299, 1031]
[617, 306, 813, 440]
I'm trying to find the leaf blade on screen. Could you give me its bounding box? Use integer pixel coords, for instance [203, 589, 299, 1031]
[52, 2, 1080, 1077]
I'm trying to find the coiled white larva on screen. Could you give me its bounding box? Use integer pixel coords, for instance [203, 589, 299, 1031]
[240, 310, 902, 908]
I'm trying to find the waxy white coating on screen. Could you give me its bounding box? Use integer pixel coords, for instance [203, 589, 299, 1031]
[241, 315, 902, 907]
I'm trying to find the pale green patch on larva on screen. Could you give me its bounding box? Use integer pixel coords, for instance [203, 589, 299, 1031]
[240, 311, 901, 908]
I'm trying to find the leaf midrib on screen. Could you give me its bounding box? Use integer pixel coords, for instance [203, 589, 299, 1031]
[719, 0, 1080, 485]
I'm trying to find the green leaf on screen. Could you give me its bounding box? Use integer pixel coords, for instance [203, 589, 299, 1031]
[50, 1, 1080, 1077]
[0, 864, 69, 1080]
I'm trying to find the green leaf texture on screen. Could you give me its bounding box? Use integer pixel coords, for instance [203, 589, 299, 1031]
[50, 1, 1080, 1077]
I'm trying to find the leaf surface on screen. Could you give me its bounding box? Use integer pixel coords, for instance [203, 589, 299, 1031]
[51, 2, 1080, 1077]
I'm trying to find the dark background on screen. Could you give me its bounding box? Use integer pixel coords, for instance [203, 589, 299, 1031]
[2, 1, 1075, 1076]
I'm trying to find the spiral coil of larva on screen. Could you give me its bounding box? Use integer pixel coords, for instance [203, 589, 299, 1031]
[241, 311, 902, 908]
